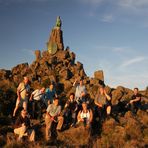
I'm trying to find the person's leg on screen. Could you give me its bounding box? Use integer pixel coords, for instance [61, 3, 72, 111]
[106, 105, 111, 115]
[72, 112, 77, 126]
[130, 102, 136, 114]
[134, 102, 141, 114]
[57, 116, 64, 130]
[13, 99, 20, 117]
[14, 126, 27, 140]
[28, 129, 35, 142]
[45, 116, 52, 141]
[37, 101, 42, 120]
[23, 99, 28, 111]
[32, 101, 36, 119]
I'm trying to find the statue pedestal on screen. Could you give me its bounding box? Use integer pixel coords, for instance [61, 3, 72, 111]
[47, 28, 64, 53]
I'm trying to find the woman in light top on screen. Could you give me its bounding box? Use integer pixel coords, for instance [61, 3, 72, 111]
[77, 102, 93, 129]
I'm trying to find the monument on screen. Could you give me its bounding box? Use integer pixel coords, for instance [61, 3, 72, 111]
[47, 16, 64, 54]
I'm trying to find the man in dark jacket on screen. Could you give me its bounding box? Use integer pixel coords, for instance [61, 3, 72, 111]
[129, 88, 142, 114]
[14, 109, 35, 141]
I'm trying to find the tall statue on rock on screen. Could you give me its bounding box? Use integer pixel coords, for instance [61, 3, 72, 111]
[47, 16, 64, 54]
[56, 16, 62, 28]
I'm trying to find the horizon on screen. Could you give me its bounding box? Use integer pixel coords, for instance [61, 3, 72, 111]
[0, 0, 148, 90]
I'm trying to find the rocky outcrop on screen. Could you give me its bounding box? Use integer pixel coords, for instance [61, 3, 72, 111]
[94, 70, 104, 81]
[34, 50, 41, 61]
[47, 28, 64, 51]
[0, 69, 11, 80]
[0, 18, 148, 148]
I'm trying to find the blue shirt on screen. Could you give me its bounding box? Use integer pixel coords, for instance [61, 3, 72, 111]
[45, 88, 56, 103]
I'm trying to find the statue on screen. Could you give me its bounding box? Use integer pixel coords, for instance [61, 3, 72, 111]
[56, 16, 62, 28]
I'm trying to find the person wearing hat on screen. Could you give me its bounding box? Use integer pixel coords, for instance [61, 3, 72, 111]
[14, 109, 35, 141]
[77, 102, 93, 129]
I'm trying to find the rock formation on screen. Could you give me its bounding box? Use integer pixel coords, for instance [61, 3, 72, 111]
[47, 17, 64, 53]
[0, 17, 148, 147]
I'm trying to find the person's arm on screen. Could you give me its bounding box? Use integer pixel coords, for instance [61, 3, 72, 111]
[57, 106, 62, 116]
[29, 93, 34, 101]
[95, 101, 103, 108]
[17, 83, 22, 101]
[80, 89, 86, 98]
[77, 111, 83, 122]
[29, 90, 37, 101]
[104, 90, 111, 101]
[73, 78, 78, 87]
[74, 103, 78, 112]
[94, 94, 103, 107]
[64, 101, 69, 109]
[54, 89, 58, 98]
[130, 95, 141, 103]
[89, 109, 93, 123]
[46, 105, 52, 117]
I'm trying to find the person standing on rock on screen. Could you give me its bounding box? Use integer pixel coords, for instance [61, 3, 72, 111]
[13, 76, 30, 117]
[45, 83, 58, 107]
[95, 86, 111, 120]
[129, 87, 142, 115]
[73, 78, 87, 105]
[45, 97, 64, 141]
[29, 87, 45, 121]
[63, 93, 78, 127]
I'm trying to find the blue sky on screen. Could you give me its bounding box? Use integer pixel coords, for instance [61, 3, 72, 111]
[0, 0, 148, 90]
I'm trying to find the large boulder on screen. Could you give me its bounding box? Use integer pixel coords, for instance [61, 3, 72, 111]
[11, 63, 29, 76]
[0, 69, 11, 80]
[34, 50, 41, 61]
[94, 70, 104, 81]
[47, 28, 64, 51]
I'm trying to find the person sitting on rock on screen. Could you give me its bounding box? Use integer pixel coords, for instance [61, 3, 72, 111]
[14, 109, 35, 142]
[73, 78, 87, 105]
[13, 76, 31, 117]
[77, 102, 93, 129]
[45, 97, 64, 141]
[29, 87, 45, 121]
[95, 86, 112, 121]
[128, 87, 142, 115]
[63, 93, 78, 128]
[45, 82, 57, 107]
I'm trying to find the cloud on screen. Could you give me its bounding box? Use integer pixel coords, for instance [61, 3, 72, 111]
[101, 14, 114, 23]
[120, 56, 146, 67]
[21, 49, 34, 56]
[112, 47, 134, 53]
[79, 0, 148, 26]
[106, 73, 148, 90]
[79, 0, 103, 5]
[0, 0, 48, 5]
[118, 0, 148, 9]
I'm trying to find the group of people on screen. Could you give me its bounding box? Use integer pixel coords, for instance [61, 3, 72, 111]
[12, 76, 142, 142]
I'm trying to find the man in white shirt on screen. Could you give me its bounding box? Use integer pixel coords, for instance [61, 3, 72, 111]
[30, 87, 45, 120]
[73, 78, 87, 105]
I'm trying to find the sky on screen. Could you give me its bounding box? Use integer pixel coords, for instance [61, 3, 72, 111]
[0, 0, 148, 90]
